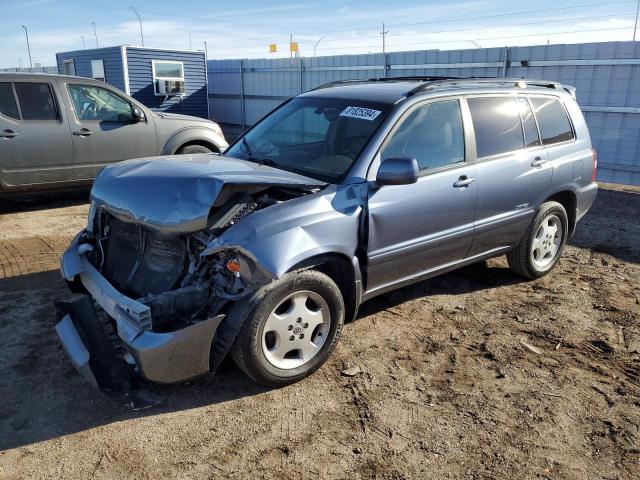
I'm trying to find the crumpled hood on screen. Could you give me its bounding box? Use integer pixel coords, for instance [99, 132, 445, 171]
[90, 154, 325, 234]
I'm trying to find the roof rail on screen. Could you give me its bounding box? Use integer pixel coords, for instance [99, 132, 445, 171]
[310, 76, 575, 99]
[311, 76, 460, 91]
[406, 77, 563, 96]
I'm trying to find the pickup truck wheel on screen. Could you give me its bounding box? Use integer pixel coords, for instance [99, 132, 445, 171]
[507, 201, 568, 279]
[176, 144, 213, 155]
[230, 270, 344, 387]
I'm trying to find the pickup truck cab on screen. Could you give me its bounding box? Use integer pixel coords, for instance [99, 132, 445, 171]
[0, 73, 227, 193]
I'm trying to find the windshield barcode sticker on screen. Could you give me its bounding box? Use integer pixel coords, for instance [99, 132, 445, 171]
[340, 106, 382, 121]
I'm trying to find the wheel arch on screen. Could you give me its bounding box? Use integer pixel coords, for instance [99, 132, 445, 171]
[175, 139, 220, 154]
[287, 252, 362, 323]
[160, 127, 226, 155]
[544, 190, 577, 235]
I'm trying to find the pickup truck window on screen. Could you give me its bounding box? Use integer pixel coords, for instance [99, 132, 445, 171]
[13, 82, 59, 121]
[68, 84, 133, 122]
[0, 82, 20, 120]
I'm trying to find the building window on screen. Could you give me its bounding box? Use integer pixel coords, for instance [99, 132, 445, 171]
[152, 60, 185, 96]
[63, 59, 75, 76]
[91, 59, 105, 82]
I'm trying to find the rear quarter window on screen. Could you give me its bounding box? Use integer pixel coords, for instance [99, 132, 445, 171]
[14, 82, 59, 121]
[0, 82, 20, 120]
[467, 96, 524, 158]
[530, 96, 574, 145]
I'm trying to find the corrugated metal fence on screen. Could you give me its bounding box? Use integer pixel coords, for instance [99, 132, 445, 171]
[208, 41, 640, 185]
[0, 66, 58, 74]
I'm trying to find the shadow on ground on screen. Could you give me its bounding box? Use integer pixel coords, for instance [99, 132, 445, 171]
[0, 188, 90, 215]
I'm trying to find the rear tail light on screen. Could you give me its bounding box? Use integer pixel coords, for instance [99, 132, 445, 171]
[591, 148, 598, 182]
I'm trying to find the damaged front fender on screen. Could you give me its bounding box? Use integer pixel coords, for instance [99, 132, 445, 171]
[202, 183, 368, 280]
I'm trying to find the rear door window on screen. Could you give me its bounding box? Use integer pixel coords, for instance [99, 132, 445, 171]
[14, 82, 59, 121]
[468, 96, 524, 158]
[517, 97, 541, 148]
[530, 97, 574, 145]
[0, 82, 20, 120]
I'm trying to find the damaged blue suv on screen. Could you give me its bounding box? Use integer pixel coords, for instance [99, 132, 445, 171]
[56, 77, 598, 393]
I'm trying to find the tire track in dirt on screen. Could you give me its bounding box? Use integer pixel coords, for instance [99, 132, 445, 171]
[0, 235, 73, 279]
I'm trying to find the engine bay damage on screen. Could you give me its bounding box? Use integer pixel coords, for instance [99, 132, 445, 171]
[55, 176, 323, 403]
[86, 186, 313, 332]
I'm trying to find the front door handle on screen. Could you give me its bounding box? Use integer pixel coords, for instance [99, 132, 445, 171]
[531, 157, 547, 167]
[0, 129, 18, 139]
[453, 175, 476, 188]
[73, 128, 93, 136]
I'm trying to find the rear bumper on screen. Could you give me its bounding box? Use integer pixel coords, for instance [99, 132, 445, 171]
[576, 182, 598, 222]
[56, 232, 224, 386]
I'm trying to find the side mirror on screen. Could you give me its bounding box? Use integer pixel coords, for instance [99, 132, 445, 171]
[376, 157, 419, 186]
[131, 106, 145, 123]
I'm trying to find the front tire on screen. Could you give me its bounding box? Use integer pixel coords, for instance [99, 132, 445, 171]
[176, 144, 214, 155]
[231, 270, 344, 387]
[507, 201, 568, 279]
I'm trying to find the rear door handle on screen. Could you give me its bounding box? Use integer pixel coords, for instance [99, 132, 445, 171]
[453, 175, 476, 188]
[0, 129, 18, 139]
[531, 157, 547, 167]
[73, 128, 93, 136]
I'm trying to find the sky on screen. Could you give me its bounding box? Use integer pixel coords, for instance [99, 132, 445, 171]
[0, 0, 638, 68]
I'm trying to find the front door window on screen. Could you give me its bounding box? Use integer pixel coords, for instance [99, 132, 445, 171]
[382, 99, 465, 171]
[68, 84, 133, 122]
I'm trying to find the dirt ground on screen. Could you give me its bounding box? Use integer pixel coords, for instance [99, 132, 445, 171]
[0, 184, 638, 479]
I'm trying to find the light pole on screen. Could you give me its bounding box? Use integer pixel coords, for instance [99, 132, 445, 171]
[81, 35, 86, 49]
[129, 7, 144, 47]
[22, 25, 32, 69]
[92, 22, 99, 47]
[633, 0, 639, 42]
[313, 37, 325, 57]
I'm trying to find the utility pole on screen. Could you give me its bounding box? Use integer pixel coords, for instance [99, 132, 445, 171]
[129, 7, 144, 47]
[380, 22, 388, 53]
[22, 26, 32, 69]
[189, 32, 192, 50]
[92, 22, 99, 47]
[81, 35, 86, 49]
[634, 0, 639, 41]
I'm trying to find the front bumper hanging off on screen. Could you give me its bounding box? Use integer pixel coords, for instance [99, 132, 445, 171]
[55, 232, 224, 397]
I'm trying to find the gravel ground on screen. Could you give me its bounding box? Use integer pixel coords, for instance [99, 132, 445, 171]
[0, 184, 639, 479]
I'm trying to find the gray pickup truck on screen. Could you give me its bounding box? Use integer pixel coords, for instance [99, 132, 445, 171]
[0, 73, 228, 193]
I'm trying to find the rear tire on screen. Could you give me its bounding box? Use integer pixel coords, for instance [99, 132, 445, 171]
[230, 270, 344, 387]
[507, 201, 568, 279]
[176, 144, 214, 155]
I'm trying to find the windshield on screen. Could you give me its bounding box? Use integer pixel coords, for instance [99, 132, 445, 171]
[225, 97, 389, 183]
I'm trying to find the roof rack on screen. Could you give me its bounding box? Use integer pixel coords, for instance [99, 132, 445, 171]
[405, 77, 563, 96]
[311, 76, 460, 91]
[310, 76, 572, 97]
